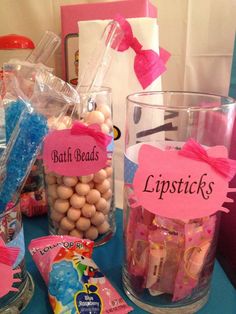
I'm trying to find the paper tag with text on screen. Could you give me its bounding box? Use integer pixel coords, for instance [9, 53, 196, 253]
[43, 128, 109, 177]
[131, 142, 236, 220]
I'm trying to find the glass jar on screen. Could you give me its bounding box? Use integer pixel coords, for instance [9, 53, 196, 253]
[45, 87, 115, 246]
[0, 200, 34, 313]
[123, 91, 236, 313]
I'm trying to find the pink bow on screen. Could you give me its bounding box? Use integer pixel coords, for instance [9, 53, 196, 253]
[0, 238, 19, 266]
[114, 15, 170, 89]
[71, 121, 112, 148]
[179, 138, 236, 180]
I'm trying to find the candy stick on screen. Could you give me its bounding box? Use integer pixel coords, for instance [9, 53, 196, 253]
[0, 102, 48, 212]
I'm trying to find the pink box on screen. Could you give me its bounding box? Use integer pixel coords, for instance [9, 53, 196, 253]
[60, 0, 157, 85]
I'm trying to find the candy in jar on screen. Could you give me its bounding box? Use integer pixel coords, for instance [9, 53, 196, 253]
[43, 87, 115, 246]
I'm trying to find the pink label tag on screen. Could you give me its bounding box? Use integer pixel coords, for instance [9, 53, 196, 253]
[133, 142, 236, 220]
[43, 129, 108, 176]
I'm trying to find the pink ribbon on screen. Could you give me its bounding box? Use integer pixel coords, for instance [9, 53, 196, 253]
[71, 121, 112, 148]
[114, 15, 171, 89]
[179, 138, 236, 180]
[0, 238, 19, 266]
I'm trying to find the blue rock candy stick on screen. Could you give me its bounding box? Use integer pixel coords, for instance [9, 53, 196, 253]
[5, 99, 26, 143]
[0, 109, 48, 212]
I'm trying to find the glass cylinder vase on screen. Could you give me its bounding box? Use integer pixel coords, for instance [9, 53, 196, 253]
[123, 91, 236, 313]
[0, 200, 34, 313]
[45, 87, 115, 246]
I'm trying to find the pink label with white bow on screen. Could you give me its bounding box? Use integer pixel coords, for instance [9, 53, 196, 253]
[132, 139, 236, 220]
[43, 122, 112, 176]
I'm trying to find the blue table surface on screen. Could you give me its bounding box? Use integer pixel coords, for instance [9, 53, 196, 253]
[22, 209, 236, 314]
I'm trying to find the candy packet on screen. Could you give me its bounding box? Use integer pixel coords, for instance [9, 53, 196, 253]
[29, 235, 133, 314]
[172, 215, 216, 301]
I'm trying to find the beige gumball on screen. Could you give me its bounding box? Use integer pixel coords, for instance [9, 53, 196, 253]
[86, 189, 101, 204]
[102, 189, 112, 201]
[93, 169, 107, 183]
[95, 179, 110, 194]
[67, 207, 81, 221]
[57, 185, 74, 200]
[104, 118, 112, 131]
[63, 176, 78, 187]
[76, 217, 91, 231]
[85, 226, 99, 240]
[88, 181, 94, 189]
[47, 184, 58, 199]
[96, 104, 111, 119]
[86, 111, 105, 125]
[79, 174, 94, 183]
[58, 228, 69, 235]
[54, 199, 70, 214]
[95, 198, 108, 211]
[97, 221, 110, 234]
[81, 203, 96, 218]
[75, 183, 90, 196]
[57, 176, 63, 185]
[60, 217, 75, 231]
[101, 123, 110, 134]
[50, 210, 64, 223]
[91, 211, 105, 226]
[105, 166, 113, 177]
[70, 229, 84, 238]
[70, 194, 86, 209]
[45, 174, 57, 185]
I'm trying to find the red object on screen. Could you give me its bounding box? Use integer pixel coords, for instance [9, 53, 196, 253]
[0, 34, 35, 50]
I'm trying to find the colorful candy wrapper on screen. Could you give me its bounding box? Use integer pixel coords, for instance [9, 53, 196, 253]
[29, 235, 133, 314]
[172, 215, 216, 301]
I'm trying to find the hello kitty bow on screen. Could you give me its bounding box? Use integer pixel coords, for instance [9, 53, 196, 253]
[179, 138, 236, 180]
[71, 122, 112, 148]
[114, 15, 171, 89]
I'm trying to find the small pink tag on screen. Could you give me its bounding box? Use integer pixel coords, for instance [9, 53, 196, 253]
[43, 129, 108, 176]
[133, 144, 234, 220]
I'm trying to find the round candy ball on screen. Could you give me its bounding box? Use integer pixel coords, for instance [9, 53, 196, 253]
[101, 123, 110, 134]
[45, 174, 57, 185]
[81, 203, 96, 218]
[86, 189, 101, 204]
[47, 184, 58, 199]
[54, 199, 70, 213]
[60, 217, 75, 231]
[75, 183, 90, 196]
[50, 210, 64, 222]
[57, 176, 63, 185]
[93, 169, 107, 183]
[76, 217, 91, 231]
[67, 207, 81, 221]
[79, 174, 94, 183]
[105, 166, 113, 177]
[95, 198, 108, 211]
[86, 111, 105, 125]
[63, 176, 78, 187]
[85, 226, 99, 240]
[70, 194, 86, 209]
[70, 229, 84, 238]
[96, 104, 111, 119]
[57, 185, 74, 200]
[102, 189, 112, 201]
[95, 179, 110, 194]
[91, 211, 105, 226]
[97, 221, 110, 234]
[58, 228, 69, 235]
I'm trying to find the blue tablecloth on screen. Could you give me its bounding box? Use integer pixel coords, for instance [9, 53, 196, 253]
[22, 209, 236, 314]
